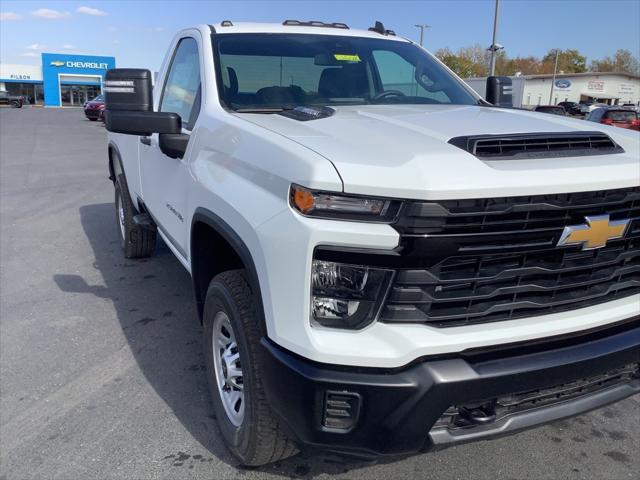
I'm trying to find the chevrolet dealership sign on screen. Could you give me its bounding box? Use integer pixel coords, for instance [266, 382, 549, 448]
[41, 52, 116, 107]
[50, 60, 110, 69]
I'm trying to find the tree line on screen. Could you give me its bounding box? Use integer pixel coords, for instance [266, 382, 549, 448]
[433, 46, 640, 78]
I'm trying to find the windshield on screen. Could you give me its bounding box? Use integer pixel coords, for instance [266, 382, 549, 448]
[92, 94, 104, 102]
[214, 33, 479, 110]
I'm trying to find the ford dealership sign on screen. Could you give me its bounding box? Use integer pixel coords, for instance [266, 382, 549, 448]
[555, 79, 572, 89]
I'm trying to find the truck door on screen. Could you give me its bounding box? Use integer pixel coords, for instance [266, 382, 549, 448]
[139, 36, 202, 260]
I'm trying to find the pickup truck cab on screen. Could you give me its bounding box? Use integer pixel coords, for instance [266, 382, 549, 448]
[0, 90, 25, 108]
[104, 21, 640, 466]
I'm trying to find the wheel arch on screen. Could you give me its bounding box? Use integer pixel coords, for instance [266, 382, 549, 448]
[191, 207, 265, 326]
[107, 141, 124, 182]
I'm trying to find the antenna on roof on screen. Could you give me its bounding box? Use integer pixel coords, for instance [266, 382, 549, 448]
[220, 20, 233, 27]
[368, 21, 395, 36]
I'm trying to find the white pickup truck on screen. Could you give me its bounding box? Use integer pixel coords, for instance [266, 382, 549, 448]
[104, 20, 640, 466]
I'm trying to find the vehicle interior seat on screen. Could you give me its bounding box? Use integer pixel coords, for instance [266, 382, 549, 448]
[318, 64, 370, 99]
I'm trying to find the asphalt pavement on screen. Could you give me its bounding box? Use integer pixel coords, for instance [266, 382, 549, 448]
[0, 107, 638, 480]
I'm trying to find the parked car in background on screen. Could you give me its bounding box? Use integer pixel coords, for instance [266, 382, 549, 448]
[534, 105, 566, 116]
[586, 107, 640, 130]
[0, 90, 26, 108]
[579, 102, 608, 114]
[557, 101, 581, 115]
[84, 94, 105, 121]
[621, 103, 640, 113]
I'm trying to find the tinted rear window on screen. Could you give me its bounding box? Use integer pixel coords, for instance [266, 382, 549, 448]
[606, 110, 636, 121]
[537, 107, 564, 114]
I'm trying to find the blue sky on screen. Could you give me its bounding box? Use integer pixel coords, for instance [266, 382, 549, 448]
[1, 0, 639, 70]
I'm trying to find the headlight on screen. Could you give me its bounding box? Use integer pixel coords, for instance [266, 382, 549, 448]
[311, 260, 394, 329]
[290, 184, 401, 222]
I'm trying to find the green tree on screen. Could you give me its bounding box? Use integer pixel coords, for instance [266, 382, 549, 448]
[497, 56, 541, 76]
[540, 49, 587, 73]
[435, 44, 496, 77]
[435, 47, 486, 77]
[590, 49, 640, 74]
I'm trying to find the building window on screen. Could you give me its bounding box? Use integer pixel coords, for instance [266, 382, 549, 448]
[4, 82, 42, 105]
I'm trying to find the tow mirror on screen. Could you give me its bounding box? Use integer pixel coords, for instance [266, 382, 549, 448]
[104, 68, 182, 136]
[486, 76, 513, 107]
[104, 110, 181, 136]
[104, 68, 153, 112]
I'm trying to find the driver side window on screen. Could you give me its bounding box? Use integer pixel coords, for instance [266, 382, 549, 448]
[160, 37, 201, 130]
[373, 50, 450, 102]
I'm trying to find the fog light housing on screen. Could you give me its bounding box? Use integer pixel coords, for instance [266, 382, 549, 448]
[322, 390, 361, 432]
[311, 260, 393, 329]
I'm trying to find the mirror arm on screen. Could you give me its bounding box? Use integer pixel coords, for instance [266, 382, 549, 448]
[159, 133, 190, 159]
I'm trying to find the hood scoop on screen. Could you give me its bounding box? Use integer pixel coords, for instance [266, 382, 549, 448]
[448, 131, 624, 160]
[279, 106, 335, 122]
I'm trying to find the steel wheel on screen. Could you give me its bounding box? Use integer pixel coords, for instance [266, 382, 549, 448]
[212, 311, 244, 426]
[116, 192, 125, 242]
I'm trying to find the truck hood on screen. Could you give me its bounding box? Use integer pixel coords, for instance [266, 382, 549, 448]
[239, 105, 640, 200]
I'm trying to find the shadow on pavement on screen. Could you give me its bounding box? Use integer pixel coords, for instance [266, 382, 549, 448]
[53, 202, 390, 478]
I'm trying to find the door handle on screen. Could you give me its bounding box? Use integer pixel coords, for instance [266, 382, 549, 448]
[140, 137, 151, 146]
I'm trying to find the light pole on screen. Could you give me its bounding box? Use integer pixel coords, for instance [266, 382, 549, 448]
[488, 0, 500, 75]
[549, 49, 560, 105]
[415, 24, 430, 46]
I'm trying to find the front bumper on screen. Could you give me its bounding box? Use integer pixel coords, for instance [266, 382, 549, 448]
[260, 319, 640, 458]
[84, 109, 103, 119]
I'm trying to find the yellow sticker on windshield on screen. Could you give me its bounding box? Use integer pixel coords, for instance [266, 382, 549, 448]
[334, 54, 361, 62]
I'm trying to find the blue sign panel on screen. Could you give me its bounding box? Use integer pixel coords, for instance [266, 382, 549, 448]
[555, 79, 572, 89]
[41, 53, 115, 106]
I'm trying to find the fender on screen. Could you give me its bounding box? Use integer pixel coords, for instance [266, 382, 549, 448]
[107, 140, 124, 182]
[191, 207, 266, 325]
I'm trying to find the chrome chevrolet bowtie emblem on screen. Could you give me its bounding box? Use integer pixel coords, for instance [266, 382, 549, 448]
[558, 214, 630, 250]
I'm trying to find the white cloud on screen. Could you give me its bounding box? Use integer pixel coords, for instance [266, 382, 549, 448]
[32, 9, 70, 19]
[62, 44, 76, 49]
[21, 52, 39, 57]
[26, 43, 44, 50]
[1, 12, 23, 21]
[77, 6, 107, 16]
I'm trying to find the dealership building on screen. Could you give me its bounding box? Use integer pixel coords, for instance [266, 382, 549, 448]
[0, 53, 115, 107]
[466, 72, 639, 108]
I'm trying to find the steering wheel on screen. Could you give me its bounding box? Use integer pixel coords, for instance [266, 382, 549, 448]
[372, 90, 407, 101]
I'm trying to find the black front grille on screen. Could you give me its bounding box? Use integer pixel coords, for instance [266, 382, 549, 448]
[381, 187, 640, 327]
[394, 186, 640, 236]
[448, 131, 624, 160]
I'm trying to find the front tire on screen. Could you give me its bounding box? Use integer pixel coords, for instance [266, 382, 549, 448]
[203, 270, 298, 466]
[114, 174, 156, 258]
